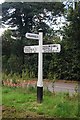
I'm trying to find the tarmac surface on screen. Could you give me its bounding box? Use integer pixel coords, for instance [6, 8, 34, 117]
[43, 80, 78, 95]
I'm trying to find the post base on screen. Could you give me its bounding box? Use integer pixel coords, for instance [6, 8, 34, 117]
[37, 86, 43, 103]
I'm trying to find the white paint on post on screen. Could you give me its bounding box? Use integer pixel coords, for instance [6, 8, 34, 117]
[37, 32, 43, 87]
[73, 0, 75, 10]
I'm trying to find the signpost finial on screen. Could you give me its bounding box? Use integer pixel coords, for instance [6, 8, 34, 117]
[38, 28, 43, 32]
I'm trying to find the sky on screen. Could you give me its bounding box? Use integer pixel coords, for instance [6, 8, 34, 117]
[0, 0, 5, 4]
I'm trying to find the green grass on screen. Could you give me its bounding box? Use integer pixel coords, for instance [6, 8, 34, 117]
[2, 86, 78, 118]
[0, 86, 2, 105]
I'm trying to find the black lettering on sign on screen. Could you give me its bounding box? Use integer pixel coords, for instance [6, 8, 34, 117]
[28, 34, 38, 38]
[43, 46, 52, 52]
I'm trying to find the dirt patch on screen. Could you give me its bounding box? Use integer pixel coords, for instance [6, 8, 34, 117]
[2, 106, 46, 118]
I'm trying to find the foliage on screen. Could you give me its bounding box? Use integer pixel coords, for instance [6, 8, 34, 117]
[61, 2, 80, 80]
[2, 2, 64, 79]
[2, 2, 80, 80]
[2, 70, 36, 84]
[22, 69, 29, 80]
[2, 2, 64, 35]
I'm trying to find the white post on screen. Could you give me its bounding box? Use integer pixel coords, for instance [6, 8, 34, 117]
[73, 0, 75, 10]
[37, 31, 43, 103]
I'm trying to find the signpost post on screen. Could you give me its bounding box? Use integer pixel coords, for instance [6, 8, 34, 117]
[24, 30, 61, 103]
[37, 31, 43, 103]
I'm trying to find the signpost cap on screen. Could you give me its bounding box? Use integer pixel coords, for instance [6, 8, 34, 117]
[38, 28, 43, 32]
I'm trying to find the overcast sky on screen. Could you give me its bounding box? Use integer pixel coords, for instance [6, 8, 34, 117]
[0, 0, 5, 4]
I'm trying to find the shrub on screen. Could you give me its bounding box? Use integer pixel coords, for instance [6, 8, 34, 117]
[22, 69, 29, 80]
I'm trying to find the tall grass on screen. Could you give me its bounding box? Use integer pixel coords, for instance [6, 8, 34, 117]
[2, 70, 36, 84]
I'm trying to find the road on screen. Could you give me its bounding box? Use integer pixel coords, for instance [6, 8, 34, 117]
[43, 80, 78, 95]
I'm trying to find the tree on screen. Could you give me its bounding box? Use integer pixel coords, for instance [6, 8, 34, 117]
[2, 2, 65, 77]
[2, 2, 64, 36]
[61, 2, 80, 80]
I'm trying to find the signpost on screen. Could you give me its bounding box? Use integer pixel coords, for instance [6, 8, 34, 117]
[24, 44, 60, 53]
[24, 31, 61, 103]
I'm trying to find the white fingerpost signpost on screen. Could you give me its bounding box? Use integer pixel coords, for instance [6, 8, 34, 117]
[24, 29, 61, 103]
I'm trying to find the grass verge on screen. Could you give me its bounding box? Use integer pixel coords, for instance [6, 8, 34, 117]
[2, 86, 78, 118]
